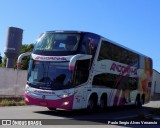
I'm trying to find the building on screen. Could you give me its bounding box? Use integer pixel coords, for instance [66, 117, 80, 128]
[151, 69, 160, 100]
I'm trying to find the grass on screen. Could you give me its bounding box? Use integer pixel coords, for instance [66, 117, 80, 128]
[0, 99, 25, 106]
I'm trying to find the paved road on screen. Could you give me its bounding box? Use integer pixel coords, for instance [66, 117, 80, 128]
[0, 101, 160, 127]
[0, 104, 151, 120]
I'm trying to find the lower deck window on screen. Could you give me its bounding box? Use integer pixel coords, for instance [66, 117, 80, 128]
[93, 73, 138, 90]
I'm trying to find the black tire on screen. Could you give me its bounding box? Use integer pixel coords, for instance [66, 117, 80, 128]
[87, 97, 97, 113]
[99, 97, 107, 112]
[141, 95, 145, 105]
[135, 95, 142, 108]
[47, 107, 56, 111]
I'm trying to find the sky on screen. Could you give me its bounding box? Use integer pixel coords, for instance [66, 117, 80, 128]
[0, 0, 160, 71]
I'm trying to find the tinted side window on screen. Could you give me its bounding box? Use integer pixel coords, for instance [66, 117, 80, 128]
[92, 73, 117, 88]
[73, 59, 90, 86]
[98, 41, 139, 67]
[111, 44, 121, 62]
[93, 73, 138, 90]
[98, 40, 111, 61]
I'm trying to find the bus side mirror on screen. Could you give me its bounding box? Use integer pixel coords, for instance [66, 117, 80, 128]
[17, 52, 31, 69]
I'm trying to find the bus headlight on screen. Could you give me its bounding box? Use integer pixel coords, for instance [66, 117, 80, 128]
[25, 86, 30, 93]
[62, 94, 68, 98]
[62, 101, 69, 106]
[59, 94, 68, 98]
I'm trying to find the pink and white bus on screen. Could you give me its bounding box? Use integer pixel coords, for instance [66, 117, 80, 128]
[21, 31, 152, 112]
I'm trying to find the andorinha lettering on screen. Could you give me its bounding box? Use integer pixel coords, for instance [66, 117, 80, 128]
[34, 90, 55, 95]
[35, 56, 67, 61]
[110, 63, 137, 76]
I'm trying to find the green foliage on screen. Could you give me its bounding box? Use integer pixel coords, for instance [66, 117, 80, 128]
[0, 44, 34, 70]
[0, 99, 25, 106]
[0, 56, 7, 68]
[0, 56, 2, 64]
[14, 44, 34, 70]
[0, 99, 16, 106]
[20, 44, 34, 53]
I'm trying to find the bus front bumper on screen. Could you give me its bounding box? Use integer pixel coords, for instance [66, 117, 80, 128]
[24, 93, 74, 110]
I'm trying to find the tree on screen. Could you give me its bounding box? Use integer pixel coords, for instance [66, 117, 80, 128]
[0, 44, 34, 70]
[0, 55, 7, 68]
[0, 55, 2, 64]
[15, 44, 34, 70]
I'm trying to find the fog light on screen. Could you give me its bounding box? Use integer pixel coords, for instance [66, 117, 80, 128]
[63, 101, 69, 106]
[25, 97, 29, 102]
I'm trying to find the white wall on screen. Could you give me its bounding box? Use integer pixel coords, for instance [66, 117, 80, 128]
[151, 69, 160, 96]
[0, 67, 27, 96]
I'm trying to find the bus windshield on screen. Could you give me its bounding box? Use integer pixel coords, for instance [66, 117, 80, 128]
[27, 60, 73, 90]
[34, 33, 80, 51]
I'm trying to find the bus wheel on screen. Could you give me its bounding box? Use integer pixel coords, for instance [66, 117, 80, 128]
[141, 94, 145, 105]
[87, 97, 97, 113]
[135, 95, 142, 108]
[99, 96, 107, 112]
[47, 107, 56, 111]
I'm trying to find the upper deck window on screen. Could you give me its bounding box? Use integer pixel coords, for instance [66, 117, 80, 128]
[98, 40, 139, 67]
[34, 33, 80, 52]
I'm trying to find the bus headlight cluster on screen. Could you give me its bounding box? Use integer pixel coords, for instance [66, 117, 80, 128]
[59, 94, 69, 98]
[25, 86, 30, 93]
[62, 101, 69, 106]
[62, 94, 68, 98]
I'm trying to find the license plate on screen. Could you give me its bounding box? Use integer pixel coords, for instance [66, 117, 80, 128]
[40, 102, 47, 106]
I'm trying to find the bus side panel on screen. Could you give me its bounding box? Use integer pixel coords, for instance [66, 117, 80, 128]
[72, 86, 89, 110]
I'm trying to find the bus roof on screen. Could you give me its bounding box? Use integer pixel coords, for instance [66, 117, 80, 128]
[45, 30, 101, 36]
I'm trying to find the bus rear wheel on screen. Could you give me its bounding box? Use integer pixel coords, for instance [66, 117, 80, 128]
[99, 96, 107, 112]
[135, 95, 142, 108]
[87, 97, 97, 113]
[141, 94, 145, 105]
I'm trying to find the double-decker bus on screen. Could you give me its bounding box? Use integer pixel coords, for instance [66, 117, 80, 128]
[19, 31, 152, 112]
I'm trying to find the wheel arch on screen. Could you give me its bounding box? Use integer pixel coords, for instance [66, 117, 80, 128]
[87, 92, 98, 104]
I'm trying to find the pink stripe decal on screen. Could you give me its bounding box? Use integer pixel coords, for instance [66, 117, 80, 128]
[108, 65, 131, 106]
[69, 65, 75, 71]
[119, 95, 125, 106]
[35, 56, 67, 61]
